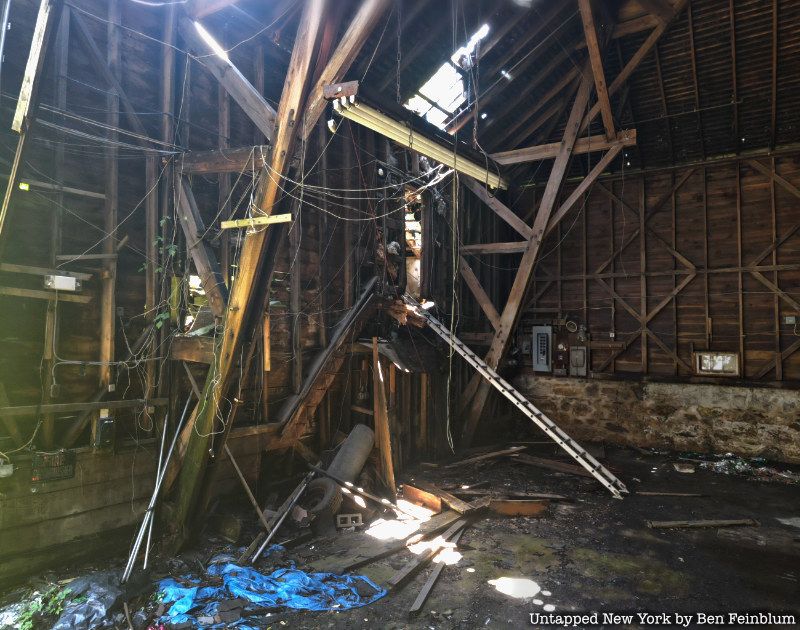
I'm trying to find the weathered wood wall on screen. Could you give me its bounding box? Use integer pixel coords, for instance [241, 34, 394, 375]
[522, 156, 800, 384]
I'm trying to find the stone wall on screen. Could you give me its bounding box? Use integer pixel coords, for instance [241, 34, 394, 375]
[512, 372, 800, 463]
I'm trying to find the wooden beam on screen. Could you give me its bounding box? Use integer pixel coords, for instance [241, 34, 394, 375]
[70, 10, 157, 148]
[168, 0, 327, 550]
[0, 0, 63, 243]
[220, 213, 292, 230]
[179, 146, 268, 174]
[492, 130, 636, 165]
[579, 0, 616, 139]
[636, 0, 674, 23]
[459, 257, 500, 330]
[484, 65, 580, 144]
[0, 286, 92, 304]
[372, 337, 396, 494]
[12, 0, 60, 132]
[170, 336, 215, 364]
[445, 1, 566, 131]
[461, 242, 527, 255]
[176, 177, 229, 318]
[0, 263, 90, 281]
[0, 397, 168, 418]
[99, 0, 119, 416]
[179, 17, 276, 142]
[544, 143, 625, 235]
[581, 0, 690, 134]
[461, 69, 594, 447]
[302, 0, 391, 139]
[461, 178, 532, 239]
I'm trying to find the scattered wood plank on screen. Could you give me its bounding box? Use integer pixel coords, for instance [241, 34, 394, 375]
[402, 484, 442, 514]
[646, 519, 760, 529]
[637, 491, 706, 497]
[386, 519, 468, 591]
[410, 481, 472, 514]
[339, 510, 463, 572]
[450, 488, 568, 501]
[509, 453, 594, 478]
[443, 446, 526, 469]
[488, 499, 549, 518]
[409, 528, 464, 616]
[372, 337, 396, 495]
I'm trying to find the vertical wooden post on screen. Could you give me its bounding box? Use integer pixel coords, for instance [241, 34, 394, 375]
[372, 337, 396, 494]
[317, 120, 329, 347]
[639, 178, 648, 373]
[702, 167, 710, 350]
[290, 198, 303, 394]
[98, 0, 119, 441]
[418, 373, 428, 455]
[156, 4, 176, 405]
[671, 171, 678, 376]
[770, 158, 781, 379]
[42, 5, 70, 447]
[736, 162, 745, 377]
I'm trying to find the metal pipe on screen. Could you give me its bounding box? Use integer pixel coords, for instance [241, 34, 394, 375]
[251, 472, 314, 562]
[142, 411, 169, 570]
[122, 396, 191, 582]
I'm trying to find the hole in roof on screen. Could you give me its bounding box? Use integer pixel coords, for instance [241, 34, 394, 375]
[404, 23, 490, 130]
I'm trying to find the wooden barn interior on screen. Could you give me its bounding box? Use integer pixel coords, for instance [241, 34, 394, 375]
[0, 0, 799, 626]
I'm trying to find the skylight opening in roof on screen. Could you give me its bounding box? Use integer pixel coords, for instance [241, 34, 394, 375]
[403, 23, 490, 130]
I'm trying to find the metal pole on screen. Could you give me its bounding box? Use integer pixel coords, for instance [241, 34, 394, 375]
[142, 411, 169, 570]
[122, 396, 191, 582]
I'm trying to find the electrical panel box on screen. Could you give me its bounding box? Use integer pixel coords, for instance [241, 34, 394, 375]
[570, 346, 588, 377]
[532, 326, 552, 372]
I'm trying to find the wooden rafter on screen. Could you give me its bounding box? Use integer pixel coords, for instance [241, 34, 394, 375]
[462, 177, 532, 239]
[446, 2, 568, 132]
[459, 257, 501, 330]
[492, 130, 636, 165]
[0, 0, 63, 244]
[483, 64, 580, 141]
[175, 177, 229, 318]
[579, 0, 615, 139]
[179, 17, 276, 142]
[302, 0, 391, 140]
[180, 146, 268, 174]
[168, 0, 328, 548]
[581, 0, 690, 134]
[636, 0, 674, 23]
[460, 69, 595, 447]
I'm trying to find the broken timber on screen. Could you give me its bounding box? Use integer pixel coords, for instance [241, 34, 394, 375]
[274, 277, 377, 429]
[405, 295, 628, 499]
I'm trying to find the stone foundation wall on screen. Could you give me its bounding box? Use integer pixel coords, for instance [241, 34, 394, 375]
[512, 372, 800, 463]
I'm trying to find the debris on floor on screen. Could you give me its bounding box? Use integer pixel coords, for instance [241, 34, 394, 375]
[157, 553, 385, 627]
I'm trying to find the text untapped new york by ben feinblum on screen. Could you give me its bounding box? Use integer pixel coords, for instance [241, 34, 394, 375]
[528, 612, 797, 627]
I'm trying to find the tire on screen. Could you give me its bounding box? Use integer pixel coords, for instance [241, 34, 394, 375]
[302, 478, 342, 517]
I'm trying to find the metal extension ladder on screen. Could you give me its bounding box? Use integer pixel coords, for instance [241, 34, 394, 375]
[405, 296, 628, 499]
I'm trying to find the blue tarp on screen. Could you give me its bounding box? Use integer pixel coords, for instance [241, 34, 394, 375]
[158, 550, 386, 627]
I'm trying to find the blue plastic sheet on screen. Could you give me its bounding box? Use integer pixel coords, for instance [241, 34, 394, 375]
[158, 551, 386, 627]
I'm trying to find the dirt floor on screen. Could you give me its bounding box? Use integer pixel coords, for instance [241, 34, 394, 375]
[2, 447, 799, 628]
[290, 447, 800, 628]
